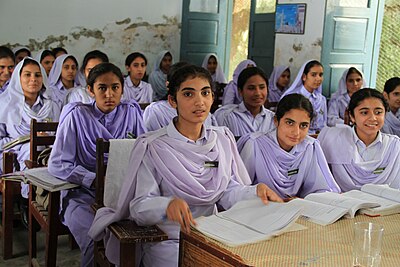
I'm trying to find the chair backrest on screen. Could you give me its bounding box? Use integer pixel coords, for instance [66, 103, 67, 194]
[29, 119, 59, 166]
[139, 102, 151, 110]
[95, 138, 109, 208]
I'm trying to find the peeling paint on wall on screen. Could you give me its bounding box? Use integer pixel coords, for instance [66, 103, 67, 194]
[5, 16, 181, 72]
[292, 42, 303, 52]
[311, 38, 322, 47]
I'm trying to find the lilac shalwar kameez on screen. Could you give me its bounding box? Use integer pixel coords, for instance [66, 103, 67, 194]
[268, 66, 290, 103]
[149, 50, 173, 101]
[382, 110, 400, 137]
[222, 59, 256, 105]
[0, 58, 60, 197]
[281, 60, 327, 134]
[48, 100, 146, 267]
[143, 100, 218, 132]
[0, 79, 10, 94]
[48, 54, 80, 108]
[64, 86, 93, 105]
[327, 68, 366, 126]
[237, 129, 340, 199]
[88, 122, 259, 266]
[318, 125, 400, 192]
[214, 102, 275, 137]
[122, 76, 153, 103]
[201, 53, 227, 84]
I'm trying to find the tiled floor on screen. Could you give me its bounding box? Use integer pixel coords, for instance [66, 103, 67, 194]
[0, 223, 80, 267]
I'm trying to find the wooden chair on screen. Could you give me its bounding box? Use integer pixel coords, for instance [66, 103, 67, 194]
[139, 103, 151, 111]
[26, 119, 76, 267]
[0, 152, 21, 259]
[211, 82, 227, 113]
[93, 138, 167, 267]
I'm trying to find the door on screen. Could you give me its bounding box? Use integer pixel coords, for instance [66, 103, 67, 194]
[321, 0, 385, 97]
[180, 0, 232, 74]
[248, 0, 276, 76]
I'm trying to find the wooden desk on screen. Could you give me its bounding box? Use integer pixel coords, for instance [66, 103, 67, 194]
[179, 214, 400, 266]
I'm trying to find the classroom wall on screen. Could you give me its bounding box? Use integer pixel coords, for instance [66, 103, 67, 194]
[274, 0, 326, 77]
[0, 0, 182, 73]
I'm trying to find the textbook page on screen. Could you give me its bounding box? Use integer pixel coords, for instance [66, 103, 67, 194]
[343, 190, 400, 216]
[1, 135, 30, 150]
[288, 198, 348, 226]
[24, 167, 79, 192]
[361, 184, 400, 203]
[304, 192, 380, 218]
[195, 199, 303, 247]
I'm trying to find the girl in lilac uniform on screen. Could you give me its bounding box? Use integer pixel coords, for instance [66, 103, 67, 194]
[382, 77, 400, 136]
[48, 63, 146, 267]
[268, 65, 290, 103]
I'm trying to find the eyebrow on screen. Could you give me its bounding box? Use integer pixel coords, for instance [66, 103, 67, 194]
[181, 86, 211, 91]
[359, 107, 384, 111]
[285, 118, 309, 124]
[97, 83, 120, 86]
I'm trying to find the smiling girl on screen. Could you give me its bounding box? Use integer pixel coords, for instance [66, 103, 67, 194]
[238, 93, 340, 199]
[318, 88, 400, 191]
[89, 64, 282, 267]
[281, 60, 327, 134]
[48, 62, 146, 266]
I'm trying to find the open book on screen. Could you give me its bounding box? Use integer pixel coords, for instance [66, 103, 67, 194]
[1, 167, 78, 192]
[343, 184, 400, 216]
[287, 191, 380, 226]
[194, 198, 304, 247]
[2, 135, 30, 150]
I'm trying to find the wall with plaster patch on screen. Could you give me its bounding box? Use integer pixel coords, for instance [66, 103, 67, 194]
[0, 0, 182, 73]
[274, 0, 325, 76]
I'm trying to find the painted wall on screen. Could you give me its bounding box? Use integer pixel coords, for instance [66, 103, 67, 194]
[0, 0, 182, 73]
[274, 0, 325, 77]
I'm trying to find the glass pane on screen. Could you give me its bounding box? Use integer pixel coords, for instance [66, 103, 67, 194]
[189, 0, 219, 13]
[337, 0, 369, 8]
[255, 0, 276, 14]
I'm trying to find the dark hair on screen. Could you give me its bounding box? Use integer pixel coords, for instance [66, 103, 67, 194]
[0, 46, 15, 61]
[20, 58, 40, 75]
[14, 47, 31, 57]
[383, 77, 400, 94]
[303, 60, 323, 75]
[348, 88, 389, 117]
[237, 66, 268, 91]
[346, 67, 363, 80]
[208, 55, 217, 62]
[51, 47, 68, 56]
[125, 52, 147, 67]
[275, 94, 314, 122]
[158, 61, 190, 100]
[86, 62, 124, 93]
[64, 55, 79, 68]
[39, 50, 55, 62]
[167, 64, 213, 101]
[80, 50, 109, 72]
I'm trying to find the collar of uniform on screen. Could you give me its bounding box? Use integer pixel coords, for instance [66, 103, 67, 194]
[167, 117, 208, 144]
[126, 76, 142, 89]
[351, 126, 382, 149]
[93, 101, 119, 123]
[238, 101, 267, 117]
[300, 85, 317, 99]
[269, 128, 302, 155]
[25, 93, 44, 112]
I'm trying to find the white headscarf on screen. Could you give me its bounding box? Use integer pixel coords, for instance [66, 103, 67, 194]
[268, 65, 290, 102]
[0, 57, 56, 125]
[201, 53, 227, 84]
[281, 60, 323, 99]
[334, 67, 367, 97]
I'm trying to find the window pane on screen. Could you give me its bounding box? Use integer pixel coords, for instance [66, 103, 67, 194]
[337, 0, 369, 8]
[255, 0, 276, 14]
[189, 0, 219, 13]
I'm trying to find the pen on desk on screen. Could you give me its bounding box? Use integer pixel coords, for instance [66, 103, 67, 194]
[284, 194, 295, 202]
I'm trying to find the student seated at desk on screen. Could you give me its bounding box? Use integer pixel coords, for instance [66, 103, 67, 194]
[144, 62, 217, 131]
[268, 65, 290, 103]
[48, 62, 146, 267]
[327, 67, 366, 126]
[201, 53, 227, 84]
[149, 50, 173, 101]
[318, 88, 400, 192]
[281, 60, 327, 134]
[88, 64, 282, 267]
[214, 66, 275, 137]
[34, 49, 55, 76]
[237, 93, 340, 199]
[0, 46, 15, 93]
[382, 77, 400, 136]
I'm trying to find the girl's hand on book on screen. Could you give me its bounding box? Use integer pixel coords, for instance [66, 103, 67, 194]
[166, 198, 197, 233]
[256, 183, 283, 204]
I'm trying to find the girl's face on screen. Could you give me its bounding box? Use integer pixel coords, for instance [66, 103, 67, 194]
[274, 108, 310, 152]
[384, 85, 400, 112]
[0, 57, 15, 85]
[41, 54, 55, 76]
[126, 57, 146, 82]
[15, 51, 30, 64]
[61, 58, 77, 83]
[84, 58, 103, 78]
[168, 77, 213, 126]
[207, 56, 217, 75]
[276, 69, 290, 90]
[302, 65, 323, 92]
[240, 74, 268, 110]
[160, 54, 172, 74]
[20, 63, 43, 99]
[89, 72, 122, 114]
[350, 97, 385, 143]
[346, 72, 363, 96]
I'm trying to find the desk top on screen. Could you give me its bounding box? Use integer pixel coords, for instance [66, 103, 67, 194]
[188, 214, 400, 266]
